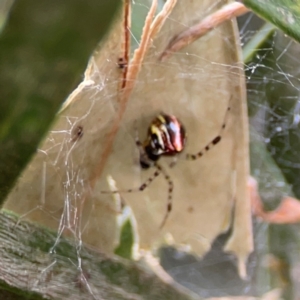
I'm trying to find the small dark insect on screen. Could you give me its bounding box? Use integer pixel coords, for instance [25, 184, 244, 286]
[102, 100, 231, 228]
[117, 57, 127, 69]
[71, 125, 83, 142]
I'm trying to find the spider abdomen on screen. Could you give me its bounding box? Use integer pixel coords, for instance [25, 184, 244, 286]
[143, 114, 186, 161]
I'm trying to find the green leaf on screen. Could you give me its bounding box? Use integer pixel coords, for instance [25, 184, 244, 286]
[243, 22, 276, 64]
[115, 219, 135, 259]
[243, 0, 300, 43]
[0, 0, 121, 202]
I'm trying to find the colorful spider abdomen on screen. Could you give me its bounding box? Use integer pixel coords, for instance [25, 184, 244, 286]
[144, 114, 186, 160]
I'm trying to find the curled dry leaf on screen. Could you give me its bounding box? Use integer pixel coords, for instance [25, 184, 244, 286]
[4, 0, 252, 277]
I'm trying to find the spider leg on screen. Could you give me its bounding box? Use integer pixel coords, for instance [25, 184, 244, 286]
[156, 163, 174, 229]
[133, 120, 151, 165]
[134, 121, 174, 228]
[101, 167, 162, 194]
[186, 99, 231, 160]
[102, 123, 161, 193]
[102, 121, 174, 229]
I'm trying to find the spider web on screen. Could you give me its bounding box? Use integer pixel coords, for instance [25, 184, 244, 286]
[4, 0, 300, 298]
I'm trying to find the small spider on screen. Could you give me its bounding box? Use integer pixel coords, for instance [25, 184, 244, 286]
[102, 100, 231, 228]
[117, 57, 127, 69]
[71, 125, 84, 142]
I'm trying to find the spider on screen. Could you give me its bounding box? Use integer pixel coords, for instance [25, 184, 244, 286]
[117, 57, 127, 69]
[102, 100, 231, 228]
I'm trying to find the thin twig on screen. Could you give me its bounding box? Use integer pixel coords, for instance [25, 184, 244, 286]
[90, 0, 158, 189]
[150, 0, 177, 39]
[160, 2, 250, 61]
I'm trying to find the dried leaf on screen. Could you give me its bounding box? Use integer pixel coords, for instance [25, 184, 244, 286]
[4, 0, 252, 277]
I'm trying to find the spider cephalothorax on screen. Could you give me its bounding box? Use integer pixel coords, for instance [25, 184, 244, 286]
[140, 114, 186, 168]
